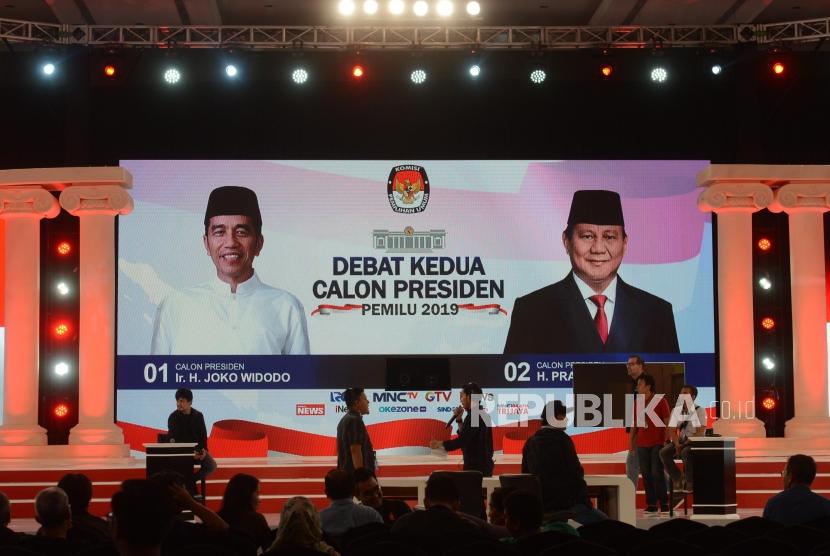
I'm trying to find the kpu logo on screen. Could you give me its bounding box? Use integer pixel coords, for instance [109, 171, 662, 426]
[388, 164, 429, 214]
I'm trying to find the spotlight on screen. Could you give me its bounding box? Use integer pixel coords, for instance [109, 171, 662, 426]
[53, 404, 70, 418]
[466, 1, 480, 15]
[711, 64, 723, 75]
[103, 64, 117, 78]
[468, 64, 481, 78]
[163, 68, 181, 85]
[225, 64, 238, 78]
[292, 68, 309, 84]
[54, 322, 70, 337]
[761, 357, 776, 371]
[758, 277, 772, 290]
[42, 63, 56, 76]
[530, 69, 546, 84]
[389, 0, 405, 14]
[761, 317, 776, 331]
[56, 241, 72, 256]
[410, 69, 427, 84]
[436, 0, 454, 17]
[413, 0, 428, 16]
[761, 396, 777, 411]
[650, 67, 668, 83]
[772, 61, 785, 76]
[352, 65, 365, 79]
[56, 282, 71, 296]
[757, 238, 772, 251]
[364, 0, 379, 14]
[601, 64, 613, 78]
[338, 0, 356, 15]
[54, 362, 70, 376]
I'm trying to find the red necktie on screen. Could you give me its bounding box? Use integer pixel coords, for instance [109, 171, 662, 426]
[589, 294, 609, 344]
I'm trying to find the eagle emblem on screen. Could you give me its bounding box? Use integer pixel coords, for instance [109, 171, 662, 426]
[394, 177, 423, 205]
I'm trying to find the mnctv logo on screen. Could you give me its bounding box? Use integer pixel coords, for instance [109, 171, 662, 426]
[388, 165, 429, 214]
[296, 404, 325, 416]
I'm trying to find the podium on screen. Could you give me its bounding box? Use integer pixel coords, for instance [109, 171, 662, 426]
[689, 436, 738, 519]
[144, 442, 197, 482]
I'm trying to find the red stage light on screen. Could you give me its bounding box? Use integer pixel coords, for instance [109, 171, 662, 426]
[761, 396, 776, 411]
[104, 64, 117, 78]
[757, 238, 772, 251]
[56, 241, 72, 256]
[772, 62, 785, 76]
[54, 322, 70, 337]
[54, 404, 69, 418]
[601, 65, 613, 77]
[352, 65, 365, 79]
[761, 317, 776, 331]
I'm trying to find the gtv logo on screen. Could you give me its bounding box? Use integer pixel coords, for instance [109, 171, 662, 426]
[373, 392, 418, 403]
[425, 391, 452, 402]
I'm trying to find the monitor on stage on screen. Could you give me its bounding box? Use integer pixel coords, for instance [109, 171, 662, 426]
[115, 160, 715, 457]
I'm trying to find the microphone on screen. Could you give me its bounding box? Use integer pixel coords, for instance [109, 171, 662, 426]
[445, 406, 463, 429]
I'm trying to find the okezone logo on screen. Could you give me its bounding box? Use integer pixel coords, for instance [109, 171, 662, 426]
[296, 404, 325, 416]
[388, 165, 429, 214]
[379, 406, 428, 413]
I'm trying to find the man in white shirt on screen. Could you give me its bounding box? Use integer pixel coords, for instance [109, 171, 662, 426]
[660, 384, 708, 492]
[151, 186, 310, 355]
[504, 189, 679, 354]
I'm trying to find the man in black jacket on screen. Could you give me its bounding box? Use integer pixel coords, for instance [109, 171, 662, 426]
[167, 388, 217, 485]
[430, 382, 494, 477]
[521, 400, 607, 524]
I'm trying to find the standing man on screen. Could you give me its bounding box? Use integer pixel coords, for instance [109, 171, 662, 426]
[630, 374, 670, 514]
[429, 382, 494, 477]
[504, 189, 679, 354]
[168, 388, 217, 486]
[625, 355, 645, 485]
[660, 384, 707, 493]
[337, 388, 376, 474]
[152, 185, 310, 355]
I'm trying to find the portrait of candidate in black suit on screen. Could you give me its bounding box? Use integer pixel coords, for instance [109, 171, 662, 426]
[504, 189, 679, 354]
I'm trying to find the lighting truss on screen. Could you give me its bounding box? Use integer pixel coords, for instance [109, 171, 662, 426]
[3, 17, 830, 50]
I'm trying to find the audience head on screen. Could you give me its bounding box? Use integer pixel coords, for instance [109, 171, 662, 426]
[488, 486, 514, 526]
[34, 487, 72, 536]
[324, 469, 355, 501]
[353, 467, 383, 510]
[504, 490, 543, 539]
[785, 454, 817, 488]
[540, 400, 567, 427]
[269, 496, 324, 553]
[58, 473, 94, 515]
[0, 491, 10, 527]
[424, 473, 460, 511]
[220, 473, 261, 519]
[636, 373, 656, 395]
[111, 479, 176, 551]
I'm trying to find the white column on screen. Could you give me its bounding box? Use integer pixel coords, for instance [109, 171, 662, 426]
[698, 183, 772, 438]
[772, 184, 830, 438]
[60, 185, 133, 446]
[0, 188, 60, 445]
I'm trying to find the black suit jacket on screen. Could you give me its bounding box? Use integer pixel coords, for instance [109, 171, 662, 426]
[503, 272, 679, 354]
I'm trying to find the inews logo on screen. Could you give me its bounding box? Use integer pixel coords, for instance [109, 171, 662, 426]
[296, 404, 325, 416]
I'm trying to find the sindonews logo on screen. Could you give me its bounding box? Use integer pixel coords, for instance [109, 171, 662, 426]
[296, 404, 325, 416]
[388, 164, 429, 214]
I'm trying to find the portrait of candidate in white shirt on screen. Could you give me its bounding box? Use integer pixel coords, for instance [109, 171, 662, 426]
[151, 185, 310, 355]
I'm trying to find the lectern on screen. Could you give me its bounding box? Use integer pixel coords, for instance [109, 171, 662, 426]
[689, 436, 737, 519]
[144, 442, 197, 482]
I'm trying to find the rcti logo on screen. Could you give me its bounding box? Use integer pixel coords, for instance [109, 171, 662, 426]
[329, 392, 344, 402]
[388, 165, 429, 214]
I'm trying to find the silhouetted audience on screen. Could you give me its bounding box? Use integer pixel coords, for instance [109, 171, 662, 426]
[266, 496, 339, 555]
[0, 491, 24, 548]
[218, 473, 273, 551]
[503, 490, 543, 540]
[319, 469, 382, 537]
[764, 454, 830, 525]
[24, 486, 86, 555]
[353, 467, 411, 525]
[488, 487, 512, 527]
[111, 478, 176, 556]
[58, 472, 111, 545]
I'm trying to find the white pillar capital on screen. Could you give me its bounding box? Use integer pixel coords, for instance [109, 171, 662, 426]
[59, 185, 133, 216]
[0, 187, 60, 220]
[770, 183, 830, 214]
[697, 182, 774, 214]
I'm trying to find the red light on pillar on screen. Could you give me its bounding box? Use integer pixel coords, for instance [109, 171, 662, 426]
[772, 62, 785, 76]
[352, 65, 365, 79]
[104, 64, 117, 78]
[56, 241, 72, 256]
[757, 238, 772, 251]
[761, 396, 776, 411]
[601, 65, 613, 78]
[53, 404, 69, 418]
[54, 322, 71, 337]
[761, 317, 776, 330]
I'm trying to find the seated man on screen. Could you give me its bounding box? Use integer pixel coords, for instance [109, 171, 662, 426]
[502, 490, 544, 542]
[522, 400, 607, 524]
[58, 473, 111, 545]
[24, 487, 86, 556]
[353, 467, 411, 525]
[0, 491, 23, 548]
[320, 469, 383, 537]
[659, 384, 707, 493]
[167, 388, 217, 491]
[111, 479, 178, 556]
[764, 454, 830, 525]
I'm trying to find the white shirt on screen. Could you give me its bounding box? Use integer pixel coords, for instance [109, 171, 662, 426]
[151, 272, 310, 355]
[670, 404, 709, 441]
[573, 273, 618, 330]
